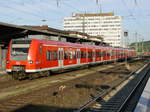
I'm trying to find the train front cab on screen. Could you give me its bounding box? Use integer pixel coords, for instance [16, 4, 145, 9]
[6, 39, 41, 79]
[6, 39, 32, 73]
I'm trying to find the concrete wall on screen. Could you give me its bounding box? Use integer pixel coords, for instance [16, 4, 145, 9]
[0, 46, 7, 70]
[2, 49, 7, 70]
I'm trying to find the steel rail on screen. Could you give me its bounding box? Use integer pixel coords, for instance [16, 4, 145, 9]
[97, 63, 150, 112]
[117, 64, 150, 112]
[75, 63, 148, 112]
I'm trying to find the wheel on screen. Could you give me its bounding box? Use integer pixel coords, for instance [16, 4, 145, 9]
[29, 74, 33, 80]
[12, 72, 18, 80]
[45, 71, 51, 77]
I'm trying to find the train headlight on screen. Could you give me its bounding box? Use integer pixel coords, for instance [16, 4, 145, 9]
[28, 60, 33, 64]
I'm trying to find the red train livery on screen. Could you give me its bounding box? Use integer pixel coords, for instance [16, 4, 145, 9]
[6, 39, 136, 79]
[143, 52, 150, 56]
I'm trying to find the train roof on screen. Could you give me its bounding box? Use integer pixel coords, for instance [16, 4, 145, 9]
[32, 39, 106, 49]
[11, 38, 135, 51]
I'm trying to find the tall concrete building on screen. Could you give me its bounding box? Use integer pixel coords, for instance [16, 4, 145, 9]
[63, 12, 123, 47]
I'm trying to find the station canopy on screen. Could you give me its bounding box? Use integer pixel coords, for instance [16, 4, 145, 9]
[0, 22, 70, 45]
[0, 22, 107, 46]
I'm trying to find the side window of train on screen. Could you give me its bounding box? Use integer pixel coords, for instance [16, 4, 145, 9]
[70, 51, 73, 59]
[73, 51, 77, 59]
[77, 51, 80, 58]
[52, 51, 57, 60]
[64, 51, 68, 59]
[114, 52, 116, 56]
[102, 51, 105, 57]
[99, 51, 102, 57]
[96, 51, 101, 57]
[99, 51, 101, 57]
[107, 52, 110, 56]
[47, 51, 51, 61]
[46, 50, 57, 61]
[104, 51, 106, 56]
[88, 51, 92, 58]
[96, 52, 98, 57]
[112, 52, 114, 56]
[93, 51, 95, 57]
[81, 51, 86, 58]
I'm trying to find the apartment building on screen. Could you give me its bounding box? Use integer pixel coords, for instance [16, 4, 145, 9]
[63, 12, 123, 47]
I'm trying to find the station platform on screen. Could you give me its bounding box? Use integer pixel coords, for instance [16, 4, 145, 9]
[134, 77, 150, 112]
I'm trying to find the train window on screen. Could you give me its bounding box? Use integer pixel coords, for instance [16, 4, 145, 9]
[88, 51, 92, 58]
[47, 51, 51, 61]
[81, 51, 86, 58]
[99, 52, 102, 57]
[12, 48, 28, 55]
[120, 53, 124, 56]
[116, 52, 119, 56]
[107, 52, 110, 56]
[112, 52, 116, 56]
[92, 51, 95, 57]
[52, 51, 58, 60]
[102, 51, 106, 56]
[96, 52, 98, 57]
[47, 50, 57, 61]
[64, 50, 77, 60]
[64, 51, 68, 59]
[77, 51, 81, 58]
[73, 51, 77, 59]
[96, 51, 101, 57]
[70, 51, 73, 59]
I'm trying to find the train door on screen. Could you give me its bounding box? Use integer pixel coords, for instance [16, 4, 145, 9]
[58, 48, 64, 68]
[108, 48, 111, 61]
[110, 49, 112, 61]
[77, 49, 80, 65]
[101, 47, 103, 61]
[39, 44, 43, 69]
[92, 49, 95, 62]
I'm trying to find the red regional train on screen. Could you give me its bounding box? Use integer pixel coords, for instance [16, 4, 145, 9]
[143, 52, 150, 56]
[6, 39, 136, 79]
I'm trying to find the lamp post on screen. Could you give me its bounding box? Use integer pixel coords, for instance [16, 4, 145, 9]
[135, 32, 138, 53]
[124, 31, 128, 64]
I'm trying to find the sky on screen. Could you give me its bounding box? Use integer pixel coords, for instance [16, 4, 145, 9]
[0, 0, 149, 43]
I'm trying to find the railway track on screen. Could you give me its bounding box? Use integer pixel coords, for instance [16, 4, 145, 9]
[0, 65, 126, 111]
[0, 60, 147, 112]
[0, 62, 127, 101]
[0, 58, 141, 91]
[76, 63, 150, 112]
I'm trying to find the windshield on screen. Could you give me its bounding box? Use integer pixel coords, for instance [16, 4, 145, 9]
[11, 44, 30, 61]
[12, 48, 29, 55]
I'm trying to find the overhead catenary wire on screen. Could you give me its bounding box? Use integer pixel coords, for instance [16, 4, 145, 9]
[0, 0, 66, 25]
[0, 2, 44, 19]
[61, 0, 84, 13]
[121, 0, 143, 35]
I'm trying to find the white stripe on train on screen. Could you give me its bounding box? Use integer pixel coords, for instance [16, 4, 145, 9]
[6, 59, 119, 73]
